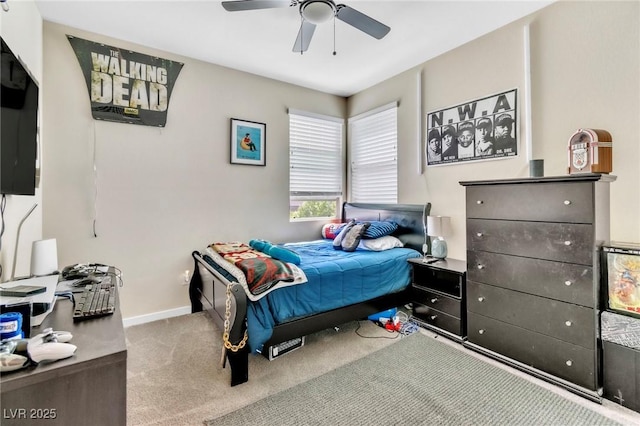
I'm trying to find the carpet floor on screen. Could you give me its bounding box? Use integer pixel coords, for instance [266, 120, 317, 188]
[205, 332, 620, 426]
[126, 312, 640, 425]
[126, 312, 402, 425]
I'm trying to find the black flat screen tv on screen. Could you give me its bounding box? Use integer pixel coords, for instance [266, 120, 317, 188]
[1, 37, 38, 196]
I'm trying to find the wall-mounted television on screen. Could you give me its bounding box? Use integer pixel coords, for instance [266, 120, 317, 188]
[1, 37, 39, 196]
[602, 242, 640, 319]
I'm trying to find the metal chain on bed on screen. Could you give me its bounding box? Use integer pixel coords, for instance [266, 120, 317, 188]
[223, 283, 248, 353]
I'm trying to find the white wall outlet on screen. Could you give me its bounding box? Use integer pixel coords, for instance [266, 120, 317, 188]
[183, 270, 190, 285]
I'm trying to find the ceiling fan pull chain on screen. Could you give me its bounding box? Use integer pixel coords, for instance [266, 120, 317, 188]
[333, 15, 337, 55]
[300, 14, 304, 55]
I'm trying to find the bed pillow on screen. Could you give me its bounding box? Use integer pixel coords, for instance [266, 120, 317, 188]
[361, 221, 399, 239]
[358, 235, 404, 251]
[333, 219, 355, 249]
[321, 222, 347, 239]
[268, 245, 301, 265]
[249, 239, 301, 265]
[341, 222, 370, 252]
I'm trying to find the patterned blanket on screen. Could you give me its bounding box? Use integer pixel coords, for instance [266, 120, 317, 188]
[210, 242, 300, 297]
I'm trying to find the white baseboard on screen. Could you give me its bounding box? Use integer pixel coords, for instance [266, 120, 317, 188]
[122, 305, 192, 328]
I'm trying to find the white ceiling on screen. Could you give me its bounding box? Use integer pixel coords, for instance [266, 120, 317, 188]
[34, 0, 553, 97]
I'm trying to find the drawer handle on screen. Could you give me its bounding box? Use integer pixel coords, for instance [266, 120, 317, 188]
[429, 315, 437, 321]
[564, 280, 572, 286]
[478, 329, 485, 335]
[477, 264, 485, 270]
[566, 360, 573, 367]
[478, 297, 485, 302]
[564, 241, 572, 246]
[476, 232, 483, 238]
[476, 200, 483, 205]
[564, 200, 572, 206]
[430, 298, 438, 303]
[565, 321, 572, 327]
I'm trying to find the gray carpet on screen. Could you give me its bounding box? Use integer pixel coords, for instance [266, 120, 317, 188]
[126, 312, 402, 425]
[205, 333, 621, 426]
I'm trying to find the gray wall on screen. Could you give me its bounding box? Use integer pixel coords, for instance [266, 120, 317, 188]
[349, 0, 640, 261]
[42, 23, 346, 320]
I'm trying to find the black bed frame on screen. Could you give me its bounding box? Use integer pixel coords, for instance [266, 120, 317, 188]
[189, 202, 430, 386]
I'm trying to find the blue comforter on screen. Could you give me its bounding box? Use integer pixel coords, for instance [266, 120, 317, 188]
[246, 240, 421, 353]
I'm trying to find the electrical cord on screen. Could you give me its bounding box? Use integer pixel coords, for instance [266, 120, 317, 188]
[395, 311, 420, 336]
[108, 266, 123, 287]
[54, 291, 75, 306]
[354, 320, 399, 340]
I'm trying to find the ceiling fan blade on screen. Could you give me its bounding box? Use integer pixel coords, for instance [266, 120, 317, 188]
[336, 4, 390, 39]
[222, 0, 293, 12]
[292, 21, 317, 53]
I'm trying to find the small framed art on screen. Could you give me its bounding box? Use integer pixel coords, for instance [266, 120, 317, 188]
[230, 118, 266, 166]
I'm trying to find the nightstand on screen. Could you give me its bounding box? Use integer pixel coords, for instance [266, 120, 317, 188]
[408, 257, 467, 342]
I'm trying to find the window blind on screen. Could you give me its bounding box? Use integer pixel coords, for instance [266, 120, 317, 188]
[349, 104, 398, 203]
[289, 111, 343, 198]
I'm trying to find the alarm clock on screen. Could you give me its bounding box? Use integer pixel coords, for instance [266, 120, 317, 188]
[567, 128, 612, 174]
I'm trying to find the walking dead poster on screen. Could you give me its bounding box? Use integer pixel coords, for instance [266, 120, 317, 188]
[426, 89, 518, 167]
[68, 35, 183, 127]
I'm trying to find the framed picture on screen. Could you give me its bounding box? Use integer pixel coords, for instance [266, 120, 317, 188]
[230, 118, 266, 166]
[425, 88, 518, 167]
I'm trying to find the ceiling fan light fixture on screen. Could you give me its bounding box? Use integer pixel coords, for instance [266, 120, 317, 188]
[301, 0, 336, 25]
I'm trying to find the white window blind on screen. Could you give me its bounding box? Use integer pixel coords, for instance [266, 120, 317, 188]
[289, 110, 343, 199]
[349, 103, 398, 203]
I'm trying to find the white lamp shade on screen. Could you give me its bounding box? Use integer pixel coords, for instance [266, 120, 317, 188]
[30, 239, 58, 276]
[426, 216, 451, 237]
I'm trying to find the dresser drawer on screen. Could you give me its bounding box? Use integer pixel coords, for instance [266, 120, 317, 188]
[412, 286, 462, 318]
[466, 182, 594, 223]
[467, 251, 595, 307]
[413, 304, 462, 336]
[412, 264, 463, 298]
[467, 219, 594, 265]
[467, 312, 597, 390]
[467, 281, 596, 349]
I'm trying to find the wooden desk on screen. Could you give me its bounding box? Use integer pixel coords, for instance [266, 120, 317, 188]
[1, 278, 126, 425]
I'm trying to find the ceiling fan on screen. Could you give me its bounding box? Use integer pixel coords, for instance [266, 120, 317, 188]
[221, 0, 391, 53]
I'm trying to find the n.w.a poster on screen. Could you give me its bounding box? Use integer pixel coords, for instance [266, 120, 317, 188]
[426, 89, 518, 166]
[68, 35, 183, 127]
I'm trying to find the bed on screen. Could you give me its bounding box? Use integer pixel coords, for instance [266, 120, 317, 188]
[189, 202, 430, 386]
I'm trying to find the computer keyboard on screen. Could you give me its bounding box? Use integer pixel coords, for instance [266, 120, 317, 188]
[72, 279, 116, 321]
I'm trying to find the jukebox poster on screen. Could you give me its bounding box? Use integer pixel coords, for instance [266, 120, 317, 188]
[68, 35, 184, 127]
[426, 89, 518, 166]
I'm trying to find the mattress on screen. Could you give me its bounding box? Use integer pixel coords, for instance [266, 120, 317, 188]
[246, 240, 421, 353]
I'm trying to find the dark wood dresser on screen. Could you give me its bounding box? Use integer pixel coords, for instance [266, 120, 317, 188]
[460, 173, 615, 402]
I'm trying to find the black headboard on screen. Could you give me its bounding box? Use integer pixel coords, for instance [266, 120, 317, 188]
[342, 202, 431, 253]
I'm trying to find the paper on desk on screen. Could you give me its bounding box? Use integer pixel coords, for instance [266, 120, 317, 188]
[56, 279, 87, 293]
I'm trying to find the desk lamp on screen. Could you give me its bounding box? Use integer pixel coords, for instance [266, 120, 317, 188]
[427, 215, 451, 259]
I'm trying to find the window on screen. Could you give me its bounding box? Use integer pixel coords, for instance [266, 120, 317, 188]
[349, 102, 398, 203]
[289, 109, 343, 220]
